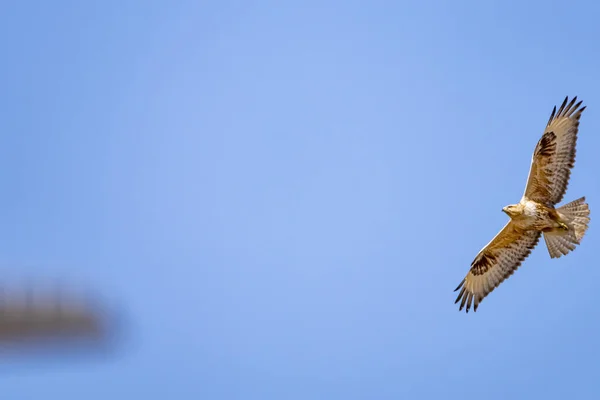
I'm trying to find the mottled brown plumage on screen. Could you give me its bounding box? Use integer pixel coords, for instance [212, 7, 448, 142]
[455, 96, 590, 313]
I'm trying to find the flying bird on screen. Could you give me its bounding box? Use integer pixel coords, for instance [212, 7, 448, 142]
[454, 96, 590, 313]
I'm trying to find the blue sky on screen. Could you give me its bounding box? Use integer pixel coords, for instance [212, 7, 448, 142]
[2, 0, 600, 398]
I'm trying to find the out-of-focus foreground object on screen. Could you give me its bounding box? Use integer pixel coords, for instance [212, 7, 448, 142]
[0, 284, 124, 359]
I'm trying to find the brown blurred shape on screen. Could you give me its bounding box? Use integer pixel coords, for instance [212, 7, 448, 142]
[0, 286, 113, 345]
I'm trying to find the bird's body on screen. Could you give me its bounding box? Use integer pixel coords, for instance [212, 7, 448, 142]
[503, 200, 564, 231]
[455, 96, 590, 313]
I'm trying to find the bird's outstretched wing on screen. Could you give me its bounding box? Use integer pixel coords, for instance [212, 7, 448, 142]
[522, 96, 585, 206]
[454, 222, 541, 313]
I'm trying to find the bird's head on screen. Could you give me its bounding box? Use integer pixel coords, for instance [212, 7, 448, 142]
[502, 204, 521, 218]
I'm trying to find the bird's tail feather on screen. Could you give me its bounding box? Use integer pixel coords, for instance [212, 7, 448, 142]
[543, 196, 590, 259]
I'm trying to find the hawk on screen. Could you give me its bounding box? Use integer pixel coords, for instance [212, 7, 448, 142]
[454, 96, 591, 313]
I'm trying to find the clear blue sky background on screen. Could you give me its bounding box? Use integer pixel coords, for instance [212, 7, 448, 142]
[2, 1, 600, 398]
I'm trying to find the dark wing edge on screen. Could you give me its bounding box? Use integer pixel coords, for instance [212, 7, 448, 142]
[546, 96, 585, 129]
